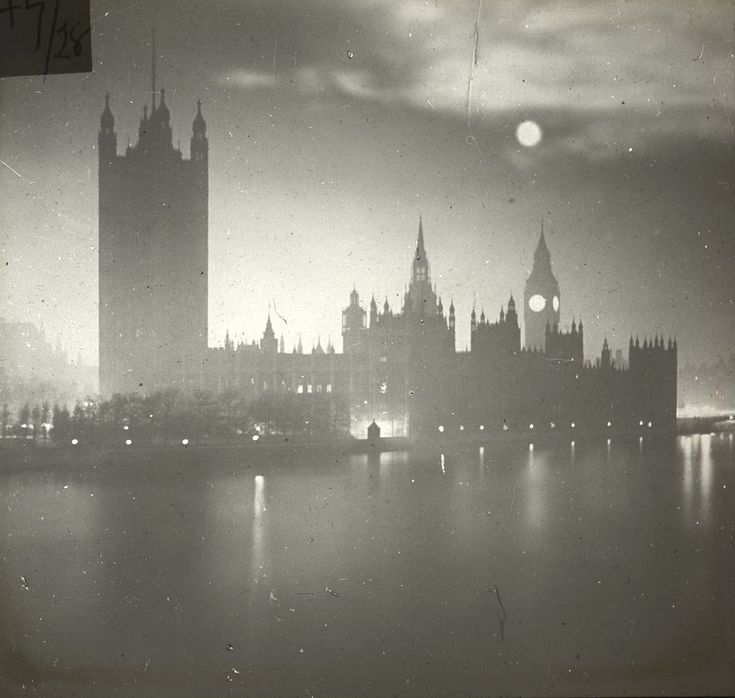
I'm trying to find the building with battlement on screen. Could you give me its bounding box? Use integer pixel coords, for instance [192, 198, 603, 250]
[200, 220, 677, 439]
[96, 72, 676, 438]
[98, 70, 208, 397]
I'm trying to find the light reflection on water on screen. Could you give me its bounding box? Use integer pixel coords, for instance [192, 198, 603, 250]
[1, 436, 733, 697]
[700, 435, 713, 522]
[524, 444, 547, 528]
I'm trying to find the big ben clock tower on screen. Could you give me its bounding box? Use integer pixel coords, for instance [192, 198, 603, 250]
[524, 224, 560, 351]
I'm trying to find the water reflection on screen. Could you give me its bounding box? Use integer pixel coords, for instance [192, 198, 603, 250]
[700, 435, 713, 522]
[2, 438, 733, 697]
[680, 434, 717, 526]
[251, 474, 267, 583]
[524, 445, 547, 528]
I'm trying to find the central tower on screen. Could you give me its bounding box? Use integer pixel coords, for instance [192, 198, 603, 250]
[523, 223, 560, 351]
[405, 217, 439, 317]
[98, 44, 209, 397]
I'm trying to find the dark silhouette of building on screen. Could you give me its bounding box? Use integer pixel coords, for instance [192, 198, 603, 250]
[98, 53, 208, 397]
[94, 72, 676, 437]
[202, 219, 677, 439]
[524, 223, 560, 351]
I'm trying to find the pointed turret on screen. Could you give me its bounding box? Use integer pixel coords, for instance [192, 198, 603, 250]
[507, 293, 517, 317]
[601, 336, 611, 369]
[448, 299, 456, 330]
[416, 216, 426, 263]
[191, 99, 208, 162]
[471, 306, 477, 332]
[411, 216, 429, 284]
[261, 312, 276, 354]
[98, 94, 117, 163]
[369, 295, 378, 327]
[534, 224, 550, 263]
[100, 93, 115, 132]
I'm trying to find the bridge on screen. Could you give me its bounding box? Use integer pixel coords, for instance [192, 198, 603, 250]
[677, 414, 735, 435]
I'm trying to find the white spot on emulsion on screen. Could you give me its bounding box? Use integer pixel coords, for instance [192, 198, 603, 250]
[516, 120, 542, 147]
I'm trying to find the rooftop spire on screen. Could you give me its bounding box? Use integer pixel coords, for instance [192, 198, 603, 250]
[416, 216, 426, 262]
[535, 220, 550, 261]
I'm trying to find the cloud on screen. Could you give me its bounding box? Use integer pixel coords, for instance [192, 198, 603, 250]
[223, 70, 273, 90]
[213, 0, 734, 159]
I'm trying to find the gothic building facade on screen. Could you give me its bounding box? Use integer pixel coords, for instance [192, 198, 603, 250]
[202, 221, 677, 439]
[98, 85, 208, 398]
[95, 76, 676, 438]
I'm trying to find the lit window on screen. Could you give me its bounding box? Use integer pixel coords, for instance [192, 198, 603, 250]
[125, 439, 132, 446]
[297, 385, 303, 394]
[607, 421, 612, 428]
[181, 438, 189, 446]
[307, 384, 313, 393]
[459, 425, 464, 431]
[326, 384, 332, 393]
[479, 424, 484, 431]
[71, 438, 78, 445]
[438, 425, 445, 433]
[571, 422, 576, 428]
[529, 423, 534, 430]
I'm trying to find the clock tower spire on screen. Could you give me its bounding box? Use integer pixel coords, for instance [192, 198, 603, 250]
[524, 219, 560, 350]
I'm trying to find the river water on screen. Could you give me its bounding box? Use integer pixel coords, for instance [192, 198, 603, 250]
[1, 434, 733, 696]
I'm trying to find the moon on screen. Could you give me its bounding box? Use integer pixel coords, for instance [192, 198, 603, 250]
[516, 120, 542, 147]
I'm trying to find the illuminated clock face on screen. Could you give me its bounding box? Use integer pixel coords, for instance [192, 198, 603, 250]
[528, 294, 546, 312]
[552, 295, 559, 312]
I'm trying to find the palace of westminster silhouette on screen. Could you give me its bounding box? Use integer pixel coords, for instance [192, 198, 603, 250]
[97, 76, 677, 438]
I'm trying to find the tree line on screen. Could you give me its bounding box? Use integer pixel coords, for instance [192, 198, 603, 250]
[1, 389, 352, 447]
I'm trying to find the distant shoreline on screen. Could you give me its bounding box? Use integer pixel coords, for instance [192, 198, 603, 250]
[2, 420, 732, 470]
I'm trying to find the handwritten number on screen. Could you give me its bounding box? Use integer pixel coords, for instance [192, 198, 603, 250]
[25, 0, 45, 51]
[72, 22, 89, 56]
[52, 20, 89, 59]
[52, 19, 68, 57]
[0, 0, 21, 29]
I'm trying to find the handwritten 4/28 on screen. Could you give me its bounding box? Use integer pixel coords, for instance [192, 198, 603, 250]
[0, 0, 90, 72]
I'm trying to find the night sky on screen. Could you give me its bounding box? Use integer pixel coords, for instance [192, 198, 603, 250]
[1, 0, 733, 368]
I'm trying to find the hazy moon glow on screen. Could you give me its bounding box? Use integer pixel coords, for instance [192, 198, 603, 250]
[516, 120, 542, 147]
